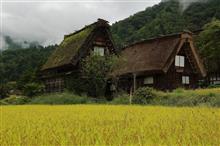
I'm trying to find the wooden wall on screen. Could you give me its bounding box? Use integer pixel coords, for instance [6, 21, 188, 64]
[117, 43, 200, 92]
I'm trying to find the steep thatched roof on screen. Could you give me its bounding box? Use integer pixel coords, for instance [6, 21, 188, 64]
[113, 32, 206, 77]
[42, 19, 109, 71]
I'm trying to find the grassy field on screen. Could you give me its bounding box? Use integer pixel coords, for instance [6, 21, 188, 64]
[1, 105, 220, 146]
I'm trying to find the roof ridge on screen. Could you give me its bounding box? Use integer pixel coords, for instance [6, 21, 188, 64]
[64, 22, 97, 39]
[64, 18, 109, 39]
[121, 31, 194, 50]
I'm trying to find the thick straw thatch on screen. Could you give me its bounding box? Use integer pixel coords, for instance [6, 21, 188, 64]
[42, 19, 109, 71]
[113, 32, 206, 77]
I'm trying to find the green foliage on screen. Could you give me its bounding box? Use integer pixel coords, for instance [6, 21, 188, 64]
[151, 88, 220, 107]
[196, 19, 220, 73]
[0, 38, 55, 83]
[30, 92, 89, 105]
[17, 69, 38, 90]
[184, 0, 220, 30]
[23, 83, 45, 97]
[0, 95, 30, 105]
[81, 55, 119, 97]
[110, 87, 220, 107]
[132, 87, 156, 104]
[111, 0, 220, 48]
[111, 94, 130, 104]
[1, 37, 55, 96]
[1, 88, 220, 107]
[208, 84, 220, 88]
[0, 84, 10, 99]
[65, 73, 88, 95]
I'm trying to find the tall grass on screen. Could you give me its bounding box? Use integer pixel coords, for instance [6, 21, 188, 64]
[152, 88, 220, 107]
[29, 92, 89, 104]
[1, 88, 220, 107]
[111, 88, 220, 107]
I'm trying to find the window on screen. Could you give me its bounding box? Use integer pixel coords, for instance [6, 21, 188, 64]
[144, 77, 154, 85]
[93, 46, 104, 56]
[175, 55, 185, 67]
[210, 74, 220, 85]
[182, 76, 190, 85]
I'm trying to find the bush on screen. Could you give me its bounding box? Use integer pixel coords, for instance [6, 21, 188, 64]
[153, 89, 220, 107]
[208, 84, 220, 89]
[30, 92, 89, 105]
[111, 94, 130, 104]
[132, 87, 156, 104]
[0, 95, 30, 105]
[82, 55, 119, 97]
[65, 74, 88, 95]
[23, 83, 44, 97]
[0, 84, 9, 99]
[173, 88, 185, 94]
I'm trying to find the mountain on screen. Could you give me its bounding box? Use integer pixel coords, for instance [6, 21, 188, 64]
[111, 0, 220, 48]
[2, 36, 42, 50]
[0, 37, 56, 83]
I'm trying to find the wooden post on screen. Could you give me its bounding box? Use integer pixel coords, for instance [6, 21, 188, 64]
[129, 86, 132, 104]
[133, 73, 137, 92]
[130, 73, 137, 104]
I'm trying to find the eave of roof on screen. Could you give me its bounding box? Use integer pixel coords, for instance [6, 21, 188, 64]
[112, 31, 206, 77]
[42, 19, 112, 71]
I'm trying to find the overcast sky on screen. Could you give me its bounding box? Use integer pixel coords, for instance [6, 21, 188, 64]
[0, 0, 162, 49]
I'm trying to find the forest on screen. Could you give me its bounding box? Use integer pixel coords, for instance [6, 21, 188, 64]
[111, 0, 220, 48]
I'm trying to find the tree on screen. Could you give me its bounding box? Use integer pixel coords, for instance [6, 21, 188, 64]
[81, 55, 119, 97]
[111, 0, 220, 48]
[196, 19, 220, 73]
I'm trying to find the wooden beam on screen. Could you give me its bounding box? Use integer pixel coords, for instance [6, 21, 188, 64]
[133, 73, 137, 92]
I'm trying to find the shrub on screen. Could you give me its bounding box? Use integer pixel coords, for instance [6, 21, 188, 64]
[154, 89, 220, 107]
[0, 95, 30, 105]
[111, 94, 130, 104]
[6, 82, 17, 93]
[65, 74, 88, 96]
[208, 84, 220, 89]
[173, 88, 185, 94]
[132, 87, 156, 104]
[30, 92, 89, 105]
[82, 55, 119, 97]
[0, 84, 9, 99]
[23, 83, 44, 97]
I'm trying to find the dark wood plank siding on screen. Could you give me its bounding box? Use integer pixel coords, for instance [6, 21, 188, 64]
[117, 43, 199, 92]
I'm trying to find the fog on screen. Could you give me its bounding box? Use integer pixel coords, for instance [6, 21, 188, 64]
[1, 0, 161, 50]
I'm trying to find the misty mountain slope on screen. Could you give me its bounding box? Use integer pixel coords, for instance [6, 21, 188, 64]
[0, 38, 56, 83]
[111, 0, 220, 48]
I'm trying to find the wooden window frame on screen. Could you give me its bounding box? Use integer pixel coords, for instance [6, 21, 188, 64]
[93, 46, 105, 56]
[175, 55, 185, 67]
[210, 74, 220, 85]
[144, 77, 154, 85]
[182, 76, 190, 85]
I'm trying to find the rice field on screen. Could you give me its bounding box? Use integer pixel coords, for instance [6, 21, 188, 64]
[1, 105, 220, 146]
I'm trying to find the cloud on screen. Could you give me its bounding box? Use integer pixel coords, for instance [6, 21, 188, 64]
[0, 35, 7, 50]
[162, 0, 209, 10]
[1, 0, 161, 47]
